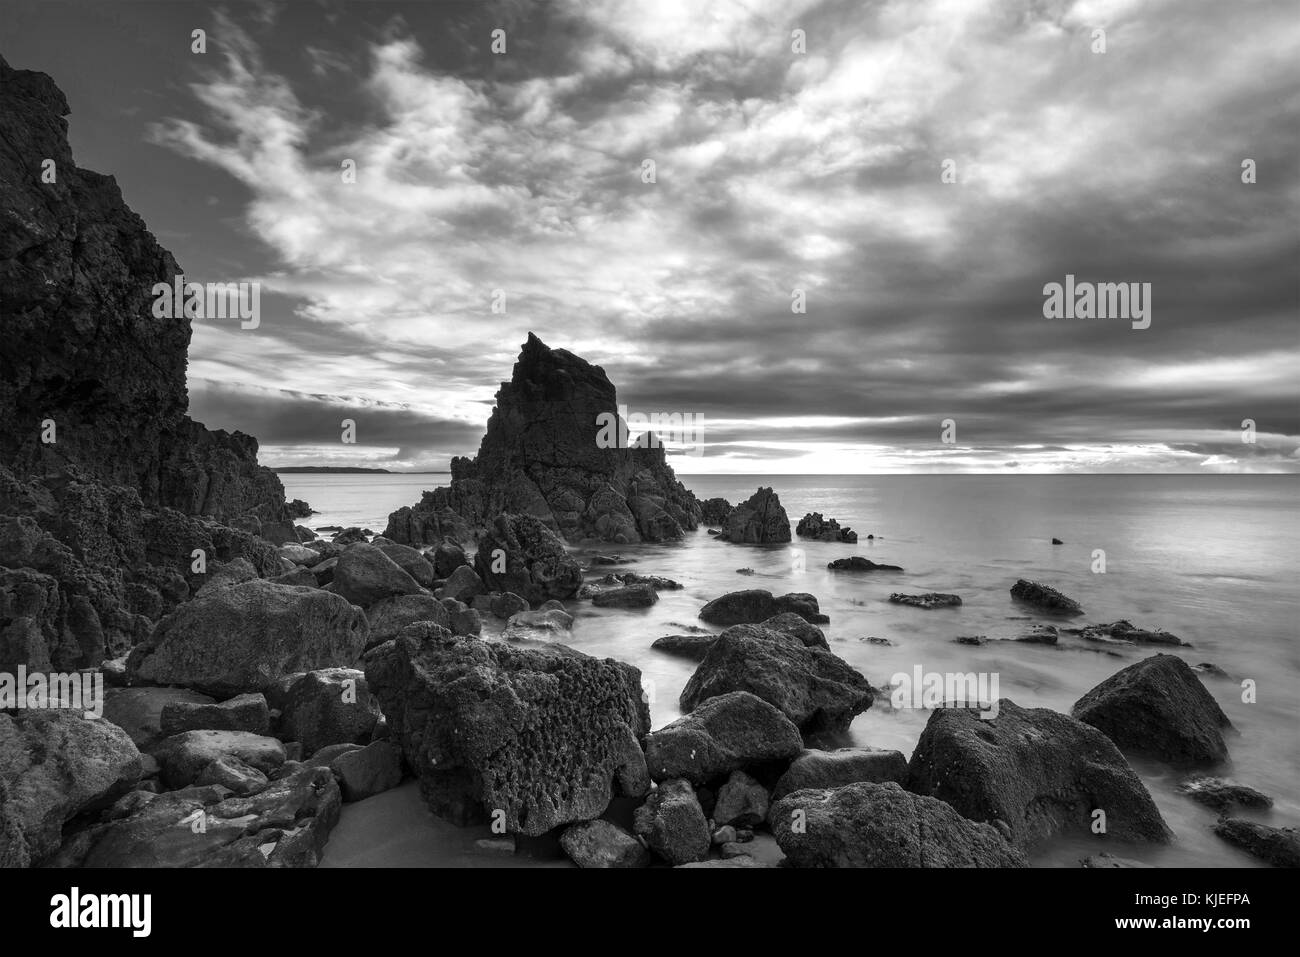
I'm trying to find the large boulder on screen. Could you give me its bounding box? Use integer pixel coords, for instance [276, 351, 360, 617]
[560, 819, 652, 868]
[0, 710, 142, 867]
[772, 747, 909, 801]
[365, 623, 650, 836]
[1071, 654, 1234, 767]
[1010, 579, 1083, 616]
[268, 668, 380, 758]
[159, 692, 270, 736]
[363, 593, 450, 650]
[908, 699, 1171, 848]
[374, 542, 436, 588]
[716, 487, 791, 544]
[643, 691, 803, 784]
[771, 782, 1028, 867]
[1212, 819, 1300, 868]
[152, 729, 286, 789]
[699, 589, 827, 626]
[78, 765, 341, 867]
[331, 741, 404, 802]
[127, 580, 368, 697]
[331, 543, 422, 607]
[473, 513, 583, 604]
[796, 512, 857, 543]
[680, 626, 874, 735]
[102, 686, 217, 750]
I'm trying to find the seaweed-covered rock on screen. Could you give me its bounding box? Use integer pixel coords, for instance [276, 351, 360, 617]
[1072, 654, 1234, 767]
[365, 623, 650, 836]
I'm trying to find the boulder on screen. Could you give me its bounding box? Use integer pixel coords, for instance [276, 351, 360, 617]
[268, 668, 380, 758]
[194, 754, 269, 796]
[0, 710, 142, 867]
[772, 747, 909, 801]
[1071, 654, 1234, 767]
[331, 741, 403, 802]
[430, 539, 470, 578]
[489, 592, 529, 619]
[127, 580, 368, 697]
[1178, 777, 1272, 812]
[591, 582, 658, 608]
[441, 564, 485, 604]
[643, 691, 802, 784]
[365, 623, 650, 836]
[1010, 579, 1083, 616]
[633, 778, 710, 865]
[713, 770, 769, 827]
[1212, 819, 1300, 868]
[889, 592, 962, 609]
[559, 819, 652, 868]
[759, 611, 829, 649]
[152, 729, 286, 789]
[474, 513, 584, 604]
[771, 782, 1028, 867]
[277, 544, 320, 566]
[363, 593, 450, 650]
[331, 543, 422, 607]
[502, 607, 574, 643]
[1077, 620, 1185, 646]
[826, 556, 903, 572]
[102, 686, 217, 750]
[680, 626, 874, 735]
[698, 589, 828, 626]
[908, 699, 1171, 847]
[159, 692, 270, 736]
[650, 633, 717, 661]
[716, 487, 790, 544]
[195, 557, 259, 595]
[796, 512, 857, 543]
[374, 542, 436, 588]
[699, 498, 733, 525]
[268, 566, 317, 588]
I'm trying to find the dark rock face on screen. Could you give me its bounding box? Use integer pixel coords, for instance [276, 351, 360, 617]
[1071, 654, 1234, 767]
[267, 668, 380, 758]
[771, 782, 1028, 868]
[127, 580, 369, 697]
[827, 556, 903, 572]
[473, 513, 584, 604]
[680, 625, 875, 735]
[365, 623, 650, 836]
[908, 700, 1171, 848]
[716, 487, 791, 543]
[771, 747, 909, 801]
[634, 778, 710, 865]
[1010, 579, 1083, 616]
[0, 710, 142, 867]
[889, 592, 962, 609]
[651, 633, 717, 660]
[1179, 777, 1272, 812]
[383, 334, 701, 545]
[560, 819, 652, 868]
[331, 543, 422, 607]
[796, 512, 858, 543]
[699, 589, 828, 625]
[0, 55, 289, 524]
[643, 691, 803, 784]
[1077, 620, 1185, 646]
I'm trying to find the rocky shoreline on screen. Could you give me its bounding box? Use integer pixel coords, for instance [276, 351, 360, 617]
[1, 56, 1292, 870]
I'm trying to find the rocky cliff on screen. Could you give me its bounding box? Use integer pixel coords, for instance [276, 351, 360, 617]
[0, 53, 293, 672]
[0, 53, 287, 524]
[386, 333, 702, 545]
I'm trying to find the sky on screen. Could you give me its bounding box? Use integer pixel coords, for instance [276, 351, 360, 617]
[5, 0, 1299, 473]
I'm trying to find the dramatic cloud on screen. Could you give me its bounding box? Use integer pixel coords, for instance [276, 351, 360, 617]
[8, 0, 1297, 471]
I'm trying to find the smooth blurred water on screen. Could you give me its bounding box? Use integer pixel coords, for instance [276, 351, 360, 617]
[286, 472, 1300, 868]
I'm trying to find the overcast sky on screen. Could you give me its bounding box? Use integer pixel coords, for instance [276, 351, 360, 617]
[7, 0, 1298, 473]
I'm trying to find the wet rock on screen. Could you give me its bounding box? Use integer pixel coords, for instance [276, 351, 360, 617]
[441, 564, 485, 604]
[502, 607, 573, 642]
[715, 487, 791, 544]
[651, 633, 717, 661]
[643, 691, 802, 784]
[713, 770, 769, 827]
[699, 498, 733, 525]
[489, 591, 529, 619]
[591, 582, 658, 608]
[1078, 620, 1185, 646]
[634, 779, 710, 865]
[364, 593, 450, 650]
[1179, 777, 1273, 812]
[194, 754, 269, 796]
[278, 544, 320, 566]
[559, 819, 652, 868]
[908, 699, 1171, 848]
[889, 592, 962, 609]
[771, 782, 1027, 867]
[268, 668, 379, 758]
[372, 542, 436, 589]
[331, 740, 403, 802]
[268, 566, 317, 588]
[796, 512, 858, 543]
[102, 686, 217, 750]
[441, 598, 483, 637]
[827, 556, 903, 572]
[772, 747, 909, 801]
[333, 527, 367, 545]
[0, 710, 142, 867]
[127, 580, 368, 697]
[1010, 579, 1083, 616]
[196, 557, 259, 595]
[759, 611, 829, 649]
[1212, 819, 1300, 867]
[1072, 654, 1234, 767]
[365, 623, 650, 836]
[1080, 852, 1154, 868]
[473, 513, 584, 604]
[680, 626, 874, 735]
[699, 589, 828, 626]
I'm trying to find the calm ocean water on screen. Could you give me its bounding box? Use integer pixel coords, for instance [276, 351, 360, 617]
[285, 472, 1300, 868]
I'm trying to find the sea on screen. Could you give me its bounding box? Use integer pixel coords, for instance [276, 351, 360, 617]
[281, 472, 1300, 868]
